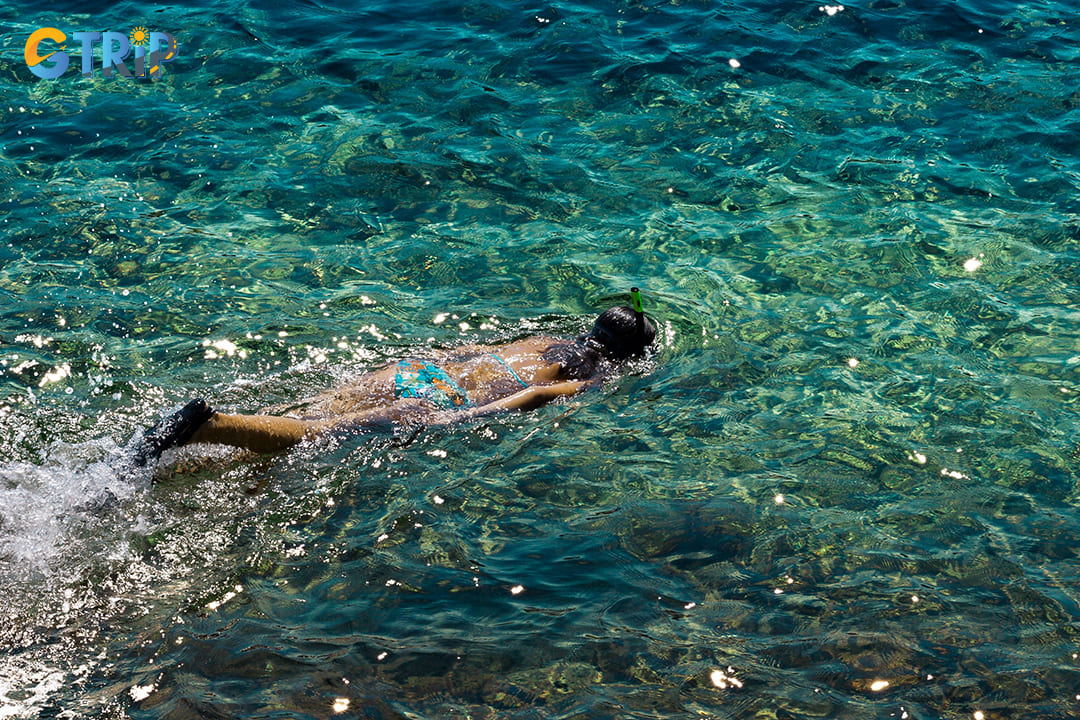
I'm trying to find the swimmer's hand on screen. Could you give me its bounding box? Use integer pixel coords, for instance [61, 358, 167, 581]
[461, 381, 586, 419]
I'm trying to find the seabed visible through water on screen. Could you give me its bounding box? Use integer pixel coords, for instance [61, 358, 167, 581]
[2, 1, 1080, 718]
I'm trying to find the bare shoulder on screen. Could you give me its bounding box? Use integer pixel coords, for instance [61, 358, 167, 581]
[496, 335, 565, 355]
[442, 335, 563, 361]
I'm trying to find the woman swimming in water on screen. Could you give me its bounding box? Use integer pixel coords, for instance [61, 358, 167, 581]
[131, 301, 657, 466]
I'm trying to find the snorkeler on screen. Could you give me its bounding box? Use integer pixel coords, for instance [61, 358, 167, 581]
[131, 296, 657, 467]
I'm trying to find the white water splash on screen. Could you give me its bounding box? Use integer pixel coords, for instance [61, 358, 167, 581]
[0, 658, 67, 719]
[0, 436, 158, 718]
[0, 437, 147, 578]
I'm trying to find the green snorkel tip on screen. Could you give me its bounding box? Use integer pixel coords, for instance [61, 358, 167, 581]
[630, 287, 644, 314]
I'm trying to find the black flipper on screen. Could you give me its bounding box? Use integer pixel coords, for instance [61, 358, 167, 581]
[131, 398, 215, 467]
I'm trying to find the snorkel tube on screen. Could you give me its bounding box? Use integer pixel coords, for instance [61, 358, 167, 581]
[630, 286, 643, 314]
[630, 286, 648, 338]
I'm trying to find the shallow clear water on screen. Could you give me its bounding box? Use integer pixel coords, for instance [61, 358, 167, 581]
[2, 0, 1080, 718]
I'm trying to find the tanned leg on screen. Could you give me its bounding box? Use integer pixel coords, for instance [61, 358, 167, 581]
[187, 412, 320, 453]
[182, 399, 442, 455]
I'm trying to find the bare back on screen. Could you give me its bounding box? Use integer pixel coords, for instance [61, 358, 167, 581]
[284, 335, 569, 419]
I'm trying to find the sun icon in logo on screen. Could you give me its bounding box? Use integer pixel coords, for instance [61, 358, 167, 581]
[129, 26, 149, 46]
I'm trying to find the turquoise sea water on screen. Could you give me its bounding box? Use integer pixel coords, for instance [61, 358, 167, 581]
[2, 0, 1080, 717]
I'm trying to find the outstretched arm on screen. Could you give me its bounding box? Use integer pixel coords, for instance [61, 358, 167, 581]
[459, 380, 586, 420]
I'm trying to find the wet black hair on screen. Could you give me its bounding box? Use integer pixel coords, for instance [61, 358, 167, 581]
[541, 340, 599, 380]
[586, 305, 656, 360]
[541, 305, 657, 379]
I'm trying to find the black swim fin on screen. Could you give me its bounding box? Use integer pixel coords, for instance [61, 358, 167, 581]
[131, 398, 215, 467]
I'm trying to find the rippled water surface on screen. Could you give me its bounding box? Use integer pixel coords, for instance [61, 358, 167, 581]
[2, 1, 1080, 718]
